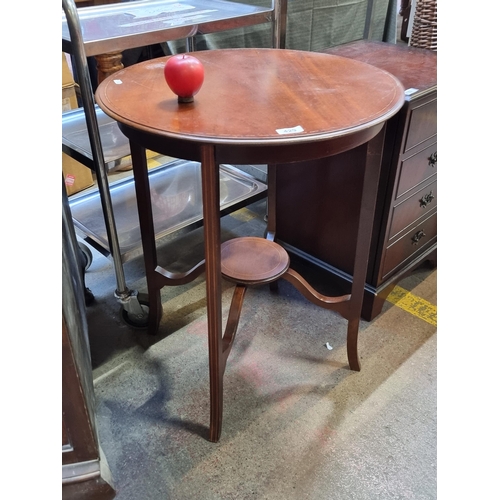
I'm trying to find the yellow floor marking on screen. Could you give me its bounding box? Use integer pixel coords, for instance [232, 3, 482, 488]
[386, 285, 437, 326]
[230, 207, 260, 223]
[147, 158, 165, 169]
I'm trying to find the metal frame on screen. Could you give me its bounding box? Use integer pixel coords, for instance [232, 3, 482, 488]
[61, 0, 287, 321]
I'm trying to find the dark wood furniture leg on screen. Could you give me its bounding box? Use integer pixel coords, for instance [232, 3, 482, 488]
[199, 144, 224, 443]
[266, 163, 278, 241]
[130, 141, 163, 335]
[344, 130, 385, 370]
[266, 164, 279, 293]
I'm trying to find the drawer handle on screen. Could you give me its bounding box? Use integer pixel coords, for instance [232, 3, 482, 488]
[411, 230, 426, 245]
[419, 190, 435, 208]
[428, 151, 437, 168]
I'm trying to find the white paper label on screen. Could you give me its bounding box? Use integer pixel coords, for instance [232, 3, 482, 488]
[276, 125, 304, 135]
[405, 88, 419, 96]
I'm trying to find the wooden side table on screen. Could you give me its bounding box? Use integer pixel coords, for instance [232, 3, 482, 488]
[96, 48, 404, 442]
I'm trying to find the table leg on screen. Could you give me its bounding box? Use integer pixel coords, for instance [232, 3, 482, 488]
[346, 128, 386, 371]
[265, 164, 279, 292]
[200, 144, 224, 443]
[130, 141, 162, 335]
[265, 164, 277, 241]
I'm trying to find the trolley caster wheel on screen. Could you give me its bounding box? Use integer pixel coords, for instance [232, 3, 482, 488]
[78, 242, 93, 271]
[121, 294, 150, 329]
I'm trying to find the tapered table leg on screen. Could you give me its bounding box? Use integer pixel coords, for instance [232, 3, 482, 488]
[130, 141, 162, 335]
[265, 164, 277, 241]
[200, 145, 224, 443]
[346, 129, 386, 371]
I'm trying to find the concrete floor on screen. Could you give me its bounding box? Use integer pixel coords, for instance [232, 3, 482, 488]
[83, 196, 437, 500]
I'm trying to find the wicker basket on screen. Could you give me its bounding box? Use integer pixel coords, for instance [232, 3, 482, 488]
[410, 0, 437, 51]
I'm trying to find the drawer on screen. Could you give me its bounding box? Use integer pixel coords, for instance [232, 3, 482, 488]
[381, 211, 437, 280]
[396, 141, 437, 199]
[403, 97, 437, 153]
[389, 178, 437, 239]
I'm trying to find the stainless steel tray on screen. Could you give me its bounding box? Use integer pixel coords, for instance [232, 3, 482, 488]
[62, 0, 274, 56]
[62, 106, 130, 169]
[70, 159, 267, 262]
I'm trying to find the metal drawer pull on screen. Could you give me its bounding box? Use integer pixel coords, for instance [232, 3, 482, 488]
[419, 190, 435, 208]
[411, 230, 426, 245]
[428, 151, 437, 167]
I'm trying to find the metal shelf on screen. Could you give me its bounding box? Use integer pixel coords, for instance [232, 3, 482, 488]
[70, 160, 267, 263]
[62, 0, 277, 56]
[62, 105, 130, 170]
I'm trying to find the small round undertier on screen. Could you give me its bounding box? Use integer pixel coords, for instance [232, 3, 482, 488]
[221, 237, 290, 286]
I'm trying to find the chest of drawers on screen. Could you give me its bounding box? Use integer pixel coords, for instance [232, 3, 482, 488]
[273, 40, 437, 320]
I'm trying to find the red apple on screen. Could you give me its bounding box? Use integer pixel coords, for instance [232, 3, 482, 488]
[164, 54, 205, 103]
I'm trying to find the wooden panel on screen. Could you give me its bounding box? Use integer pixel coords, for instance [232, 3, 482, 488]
[396, 141, 437, 198]
[389, 178, 437, 239]
[62, 317, 99, 465]
[403, 98, 437, 153]
[381, 212, 437, 280]
[275, 147, 367, 275]
[322, 40, 437, 94]
[63, 478, 116, 500]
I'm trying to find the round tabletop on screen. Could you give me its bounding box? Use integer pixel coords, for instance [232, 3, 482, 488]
[96, 48, 404, 151]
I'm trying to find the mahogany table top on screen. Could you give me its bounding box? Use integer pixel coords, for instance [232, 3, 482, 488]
[96, 48, 404, 148]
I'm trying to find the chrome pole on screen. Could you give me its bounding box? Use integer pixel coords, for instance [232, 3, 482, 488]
[62, 0, 139, 311]
[272, 0, 288, 49]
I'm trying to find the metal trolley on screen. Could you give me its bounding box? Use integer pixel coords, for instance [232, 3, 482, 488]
[62, 0, 287, 326]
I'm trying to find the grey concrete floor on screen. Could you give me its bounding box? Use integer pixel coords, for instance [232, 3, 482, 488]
[83, 197, 437, 500]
